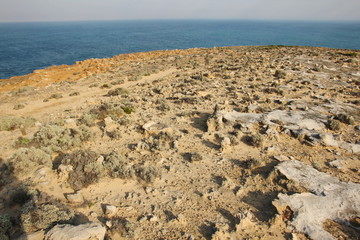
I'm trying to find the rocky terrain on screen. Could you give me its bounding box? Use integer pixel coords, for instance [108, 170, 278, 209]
[0, 46, 359, 240]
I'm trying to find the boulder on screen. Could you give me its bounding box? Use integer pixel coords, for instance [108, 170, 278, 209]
[44, 222, 106, 240]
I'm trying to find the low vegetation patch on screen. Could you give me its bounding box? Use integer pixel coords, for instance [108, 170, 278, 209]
[8, 147, 52, 176]
[0, 116, 35, 131]
[335, 113, 355, 125]
[20, 192, 75, 233]
[60, 150, 161, 190]
[32, 124, 92, 152]
[60, 150, 104, 190]
[107, 87, 129, 97]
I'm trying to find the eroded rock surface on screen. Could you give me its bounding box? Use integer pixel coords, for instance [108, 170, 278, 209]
[274, 160, 360, 240]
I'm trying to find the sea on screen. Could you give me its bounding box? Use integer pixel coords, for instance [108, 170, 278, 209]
[0, 20, 359, 79]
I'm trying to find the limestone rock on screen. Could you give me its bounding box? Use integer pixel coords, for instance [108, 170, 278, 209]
[142, 121, 173, 136]
[65, 191, 84, 204]
[44, 222, 106, 240]
[273, 160, 360, 240]
[104, 205, 118, 217]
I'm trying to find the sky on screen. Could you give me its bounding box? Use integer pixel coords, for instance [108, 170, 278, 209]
[1, 0, 360, 22]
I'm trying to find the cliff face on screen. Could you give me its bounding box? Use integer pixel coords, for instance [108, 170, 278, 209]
[0, 46, 359, 240]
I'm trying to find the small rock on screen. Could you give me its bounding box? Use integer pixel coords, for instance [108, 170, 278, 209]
[45, 222, 106, 240]
[144, 186, 155, 194]
[96, 156, 104, 164]
[35, 167, 48, 176]
[176, 214, 187, 223]
[90, 212, 98, 218]
[273, 155, 290, 162]
[58, 164, 73, 178]
[148, 215, 158, 222]
[328, 159, 345, 169]
[190, 152, 203, 162]
[105, 220, 112, 228]
[32, 120, 42, 127]
[65, 119, 75, 124]
[246, 104, 260, 113]
[104, 205, 118, 216]
[220, 137, 231, 152]
[65, 191, 84, 204]
[142, 121, 173, 136]
[265, 146, 278, 153]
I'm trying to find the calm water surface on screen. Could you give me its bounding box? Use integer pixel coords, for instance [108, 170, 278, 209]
[0, 20, 359, 79]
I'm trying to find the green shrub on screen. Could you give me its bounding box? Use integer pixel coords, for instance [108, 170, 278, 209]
[123, 106, 134, 114]
[8, 147, 52, 175]
[14, 137, 32, 147]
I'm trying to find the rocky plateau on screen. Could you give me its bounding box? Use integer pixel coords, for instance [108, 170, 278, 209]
[0, 46, 359, 240]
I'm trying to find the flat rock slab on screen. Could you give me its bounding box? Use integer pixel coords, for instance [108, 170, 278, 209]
[44, 222, 106, 240]
[273, 160, 360, 240]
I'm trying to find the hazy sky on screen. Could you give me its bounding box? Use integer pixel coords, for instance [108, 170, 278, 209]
[1, 0, 359, 22]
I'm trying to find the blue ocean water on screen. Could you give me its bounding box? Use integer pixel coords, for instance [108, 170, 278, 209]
[0, 20, 359, 79]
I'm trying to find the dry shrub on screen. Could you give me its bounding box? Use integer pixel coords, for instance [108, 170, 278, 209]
[32, 125, 92, 152]
[60, 150, 104, 190]
[78, 113, 96, 127]
[245, 134, 264, 147]
[60, 150, 161, 190]
[107, 88, 129, 97]
[0, 116, 35, 131]
[0, 214, 12, 239]
[108, 218, 137, 239]
[327, 119, 341, 131]
[103, 152, 135, 179]
[20, 192, 74, 233]
[90, 102, 125, 121]
[335, 114, 355, 125]
[135, 165, 162, 183]
[8, 147, 51, 176]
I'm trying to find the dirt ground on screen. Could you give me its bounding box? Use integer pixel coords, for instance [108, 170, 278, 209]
[0, 46, 359, 240]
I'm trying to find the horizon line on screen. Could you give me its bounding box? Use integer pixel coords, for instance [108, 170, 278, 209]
[1, 18, 360, 24]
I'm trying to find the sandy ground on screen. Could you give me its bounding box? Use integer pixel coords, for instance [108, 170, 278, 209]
[0, 46, 359, 240]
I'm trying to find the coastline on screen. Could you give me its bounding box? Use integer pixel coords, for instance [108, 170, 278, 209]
[1, 45, 359, 94]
